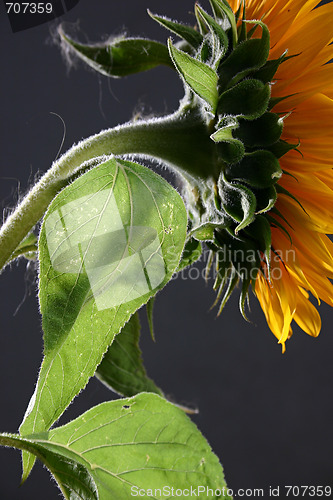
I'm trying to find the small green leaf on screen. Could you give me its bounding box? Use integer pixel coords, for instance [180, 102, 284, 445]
[234, 112, 283, 147]
[168, 39, 219, 111]
[20, 157, 187, 479]
[218, 174, 257, 233]
[96, 313, 161, 397]
[148, 11, 203, 49]
[225, 150, 282, 188]
[12, 394, 231, 499]
[219, 21, 270, 89]
[178, 237, 202, 271]
[59, 29, 173, 77]
[218, 79, 271, 120]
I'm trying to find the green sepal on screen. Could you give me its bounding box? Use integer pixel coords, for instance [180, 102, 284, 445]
[211, 125, 234, 142]
[253, 185, 277, 214]
[209, 0, 238, 47]
[267, 139, 300, 159]
[237, 1, 247, 43]
[195, 5, 229, 66]
[216, 115, 239, 131]
[234, 112, 283, 148]
[252, 51, 288, 84]
[235, 0, 245, 22]
[282, 170, 299, 182]
[245, 215, 272, 270]
[266, 214, 293, 245]
[59, 30, 173, 77]
[178, 238, 203, 271]
[225, 150, 282, 188]
[195, 5, 210, 35]
[168, 39, 219, 111]
[270, 206, 294, 230]
[211, 115, 239, 140]
[148, 11, 203, 50]
[146, 297, 156, 342]
[218, 79, 271, 120]
[218, 174, 256, 233]
[268, 96, 290, 112]
[200, 38, 213, 64]
[218, 21, 270, 89]
[234, 238, 261, 321]
[216, 267, 239, 315]
[216, 139, 245, 164]
[275, 184, 307, 214]
[205, 249, 215, 281]
[237, 252, 261, 320]
[213, 250, 231, 291]
[239, 277, 251, 321]
[190, 222, 225, 241]
[210, 119, 245, 163]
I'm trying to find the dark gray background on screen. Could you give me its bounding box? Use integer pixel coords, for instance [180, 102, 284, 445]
[0, 0, 332, 498]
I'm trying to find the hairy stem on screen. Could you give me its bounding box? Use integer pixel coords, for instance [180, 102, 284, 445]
[0, 108, 216, 271]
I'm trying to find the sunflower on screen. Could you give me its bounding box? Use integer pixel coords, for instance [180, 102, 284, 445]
[226, 0, 333, 351]
[58, 0, 333, 352]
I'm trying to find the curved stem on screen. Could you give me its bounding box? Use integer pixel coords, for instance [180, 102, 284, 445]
[0, 108, 217, 271]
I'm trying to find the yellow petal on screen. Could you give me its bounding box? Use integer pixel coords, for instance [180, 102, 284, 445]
[293, 291, 321, 338]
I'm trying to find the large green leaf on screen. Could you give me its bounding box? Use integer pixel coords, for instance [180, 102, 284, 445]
[59, 29, 173, 77]
[4, 394, 231, 499]
[96, 312, 162, 397]
[20, 157, 187, 479]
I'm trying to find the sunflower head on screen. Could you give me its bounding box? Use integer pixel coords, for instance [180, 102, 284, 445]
[60, 0, 333, 351]
[151, 0, 303, 324]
